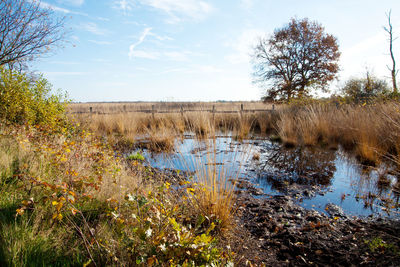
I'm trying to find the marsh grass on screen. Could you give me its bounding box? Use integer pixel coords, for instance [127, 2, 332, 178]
[175, 137, 252, 234]
[69, 101, 272, 114]
[275, 101, 400, 166]
[72, 108, 277, 153]
[73, 100, 400, 168]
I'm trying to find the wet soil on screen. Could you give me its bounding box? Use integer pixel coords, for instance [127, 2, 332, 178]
[230, 182, 400, 266]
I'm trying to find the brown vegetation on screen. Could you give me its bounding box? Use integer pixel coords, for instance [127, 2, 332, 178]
[276, 101, 400, 166]
[71, 100, 400, 169]
[70, 102, 278, 152]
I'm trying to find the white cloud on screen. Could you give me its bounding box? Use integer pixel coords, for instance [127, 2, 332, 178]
[116, 0, 212, 22]
[128, 27, 153, 59]
[40, 1, 72, 13]
[113, 0, 135, 14]
[89, 40, 113, 45]
[80, 22, 108, 35]
[225, 28, 265, 64]
[40, 1, 88, 16]
[151, 34, 173, 41]
[57, 0, 84, 6]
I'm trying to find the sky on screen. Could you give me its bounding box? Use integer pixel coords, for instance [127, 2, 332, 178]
[32, 0, 400, 102]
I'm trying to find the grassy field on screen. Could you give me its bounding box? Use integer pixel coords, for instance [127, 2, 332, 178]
[69, 101, 275, 114]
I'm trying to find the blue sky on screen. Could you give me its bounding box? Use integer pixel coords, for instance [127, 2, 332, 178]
[33, 0, 400, 102]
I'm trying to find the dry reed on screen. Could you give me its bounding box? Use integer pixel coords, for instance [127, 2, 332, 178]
[276, 101, 400, 166]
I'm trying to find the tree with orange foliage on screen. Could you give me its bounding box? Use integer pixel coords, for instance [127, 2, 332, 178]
[253, 18, 340, 101]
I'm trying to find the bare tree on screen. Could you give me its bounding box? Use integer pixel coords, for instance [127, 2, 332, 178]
[0, 0, 66, 69]
[252, 18, 340, 101]
[383, 10, 398, 94]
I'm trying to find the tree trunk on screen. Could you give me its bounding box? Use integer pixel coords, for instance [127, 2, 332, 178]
[385, 11, 398, 94]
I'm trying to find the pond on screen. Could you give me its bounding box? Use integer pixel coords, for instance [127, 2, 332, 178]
[138, 135, 400, 218]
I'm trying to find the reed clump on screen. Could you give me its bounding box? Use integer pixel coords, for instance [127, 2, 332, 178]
[71, 109, 278, 152]
[275, 101, 400, 166]
[184, 139, 246, 234]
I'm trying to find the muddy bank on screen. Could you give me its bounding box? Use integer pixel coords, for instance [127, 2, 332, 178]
[231, 186, 400, 266]
[129, 160, 400, 266]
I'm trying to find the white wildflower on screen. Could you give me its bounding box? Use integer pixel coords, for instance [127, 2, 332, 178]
[145, 228, 152, 238]
[127, 193, 135, 202]
[159, 243, 166, 251]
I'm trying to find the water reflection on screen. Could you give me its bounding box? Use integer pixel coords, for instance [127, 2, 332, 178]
[139, 137, 400, 217]
[254, 143, 400, 216]
[257, 144, 336, 190]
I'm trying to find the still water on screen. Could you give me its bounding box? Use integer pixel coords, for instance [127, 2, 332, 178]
[139, 136, 400, 218]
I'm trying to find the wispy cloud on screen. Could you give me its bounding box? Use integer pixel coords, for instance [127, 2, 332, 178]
[115, 0, 213, 22]
[128, 27, 153, 59]
[40, 1, 88, 16]
[80, 22, 108, 35]
[40, 1, 72, 13]
[89, 40, 113, 45]
[113, 0, 135, 14]
[152, 0, 213, 22]
[57, 0, 85, 6]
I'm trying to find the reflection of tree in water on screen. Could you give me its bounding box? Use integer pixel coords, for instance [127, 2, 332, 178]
[258, 144, 336, 190]
[349, 165, 399, 211]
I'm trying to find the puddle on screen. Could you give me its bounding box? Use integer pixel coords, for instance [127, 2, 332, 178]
[137, 136, 400, 218]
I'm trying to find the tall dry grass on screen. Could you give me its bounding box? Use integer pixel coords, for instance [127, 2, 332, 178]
[69, 101, 273, 114]
[276, 101, 400, 166]
[71, 109, 278, 152]
[180, 138, 252, 233]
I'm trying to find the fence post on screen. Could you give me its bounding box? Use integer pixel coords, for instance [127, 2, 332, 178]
[272, 104, 275, 111]
[89, 107, 92, 114]
[240, 103, 243, 117]
[180, 105, 184, 117]
[152, 105, 155, 120]
[212, 105, 215, 122]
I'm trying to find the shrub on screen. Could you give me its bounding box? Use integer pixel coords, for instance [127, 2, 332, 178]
[126, 151, 145, 161]
[0, 67, 68, 127]
[341, 73, 390, 102]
